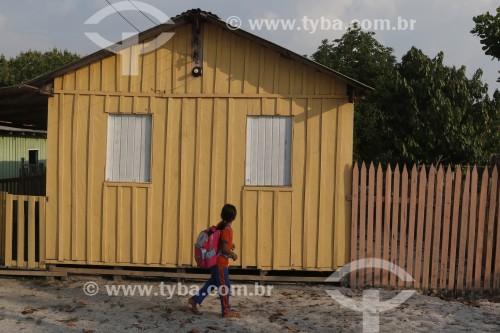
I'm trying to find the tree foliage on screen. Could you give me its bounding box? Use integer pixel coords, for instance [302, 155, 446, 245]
[312, 27, 500, 165]
[472, 6, 500, 82]
[312, 28, 400, 163]
[0, 48, 80, 87]
[397, 48, 499, 164]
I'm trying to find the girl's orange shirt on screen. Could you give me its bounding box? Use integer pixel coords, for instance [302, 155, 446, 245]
[217, 225, 233, 267]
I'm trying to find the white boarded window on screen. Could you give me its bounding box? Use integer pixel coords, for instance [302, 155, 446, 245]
[246, 116, 292, 186]
[105, 114, 152, 182]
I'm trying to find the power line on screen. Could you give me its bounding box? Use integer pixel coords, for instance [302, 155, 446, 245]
[105, 0, 140, 32]
[127, 0, 158, 26]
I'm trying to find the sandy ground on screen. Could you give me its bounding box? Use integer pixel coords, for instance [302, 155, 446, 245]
[0, 276, 499, 332]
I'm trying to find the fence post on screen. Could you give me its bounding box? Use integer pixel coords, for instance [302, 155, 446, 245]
[493, 167, 500, 292]
[358, 163, 367, 288]
[466, 167, 479, 292]
[421, 166, 436, 290]
[414, 166, 427, 289]
[430, 166, 444, 290]
[27, 196, 36, 268]
[398, 166, 409, 288]
[390, 165, 400, 287]
[447, 166, 462, 292]
[350, 163, 359, 289]
[382, 165, 392, 287]
[457, 167, 471, 292]
[16, 196, 25, 267]
[484, 167, 498, 293]
[366, 163, 375, 287]
[0, 192, 4, 262]
[38, 197, 46, 268]
[439, 166, 453, 290]
[374, 164, 384, 287]
[4, 194, 13, 267]
[474, 168, 489, 291]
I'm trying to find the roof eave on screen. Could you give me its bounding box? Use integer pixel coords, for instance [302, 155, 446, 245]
[27, 18, 189, 87]
[204, 16, 374, 95]
[26, 9, 374, 95]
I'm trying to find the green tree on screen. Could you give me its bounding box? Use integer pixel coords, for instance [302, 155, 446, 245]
[0, 48, 80, 87]
[312, 27, 500, 165]
[397, 48, 499, 164]
[0, 55, 12, 86]
[472, 6, 500, 81]
[312, 27, 400, 163]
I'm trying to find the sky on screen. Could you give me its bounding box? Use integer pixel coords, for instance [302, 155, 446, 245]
[0, 0, 498, 92]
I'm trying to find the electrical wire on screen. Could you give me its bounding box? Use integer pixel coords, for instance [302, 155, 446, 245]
[127, 0, 159, 26]
[105, 0, 141, 32]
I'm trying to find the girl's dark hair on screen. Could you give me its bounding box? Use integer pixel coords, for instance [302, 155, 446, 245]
[220, 204, 237, 222]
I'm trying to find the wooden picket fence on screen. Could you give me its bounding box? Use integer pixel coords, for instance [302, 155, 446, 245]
[350, 163, 500, 294]
[0, 192, 46, 269]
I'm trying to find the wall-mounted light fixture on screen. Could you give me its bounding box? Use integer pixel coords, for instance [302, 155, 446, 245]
[192, 66, 203, 77]
[192, 19, 203, 77]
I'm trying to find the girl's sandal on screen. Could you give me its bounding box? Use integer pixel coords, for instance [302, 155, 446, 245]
[224, 311, 242, 318]
[188, 298, 203, 315]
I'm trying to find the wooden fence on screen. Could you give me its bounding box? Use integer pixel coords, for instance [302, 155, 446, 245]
[350, 163, 499, 294]
[0, 192, 46, 269]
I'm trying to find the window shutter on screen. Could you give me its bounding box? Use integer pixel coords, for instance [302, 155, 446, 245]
[246, 116, 292, 186]
[105, 114, 152, 182]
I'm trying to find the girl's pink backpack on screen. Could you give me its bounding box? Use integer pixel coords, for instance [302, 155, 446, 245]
[194, 226, 220, 269]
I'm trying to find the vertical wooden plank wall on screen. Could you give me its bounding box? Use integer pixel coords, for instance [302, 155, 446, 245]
[351, 163, 500, 294]
[44, 22, 353, 270]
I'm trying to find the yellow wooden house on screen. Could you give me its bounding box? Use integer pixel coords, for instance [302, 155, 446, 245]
[1, 9, 372, 272]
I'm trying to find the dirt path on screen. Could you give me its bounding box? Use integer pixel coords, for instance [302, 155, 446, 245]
[0, 277, 498, 332]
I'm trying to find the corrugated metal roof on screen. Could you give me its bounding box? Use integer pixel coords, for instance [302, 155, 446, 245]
[0, 85, 50, 130]
[0, 125, 47, 137]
